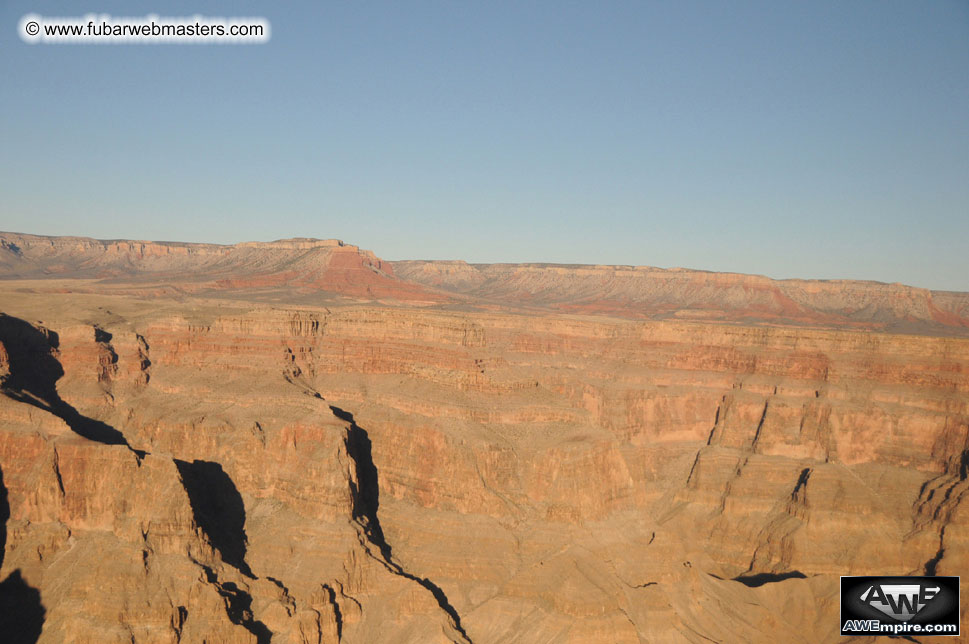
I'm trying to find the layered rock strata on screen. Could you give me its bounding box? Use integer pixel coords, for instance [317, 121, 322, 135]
[1, 292, 966, 643]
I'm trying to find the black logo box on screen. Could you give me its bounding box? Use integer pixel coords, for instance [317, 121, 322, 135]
[841, 576, 960, 636]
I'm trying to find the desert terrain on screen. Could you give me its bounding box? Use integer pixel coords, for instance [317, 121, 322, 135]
[0, 231, 967, 643]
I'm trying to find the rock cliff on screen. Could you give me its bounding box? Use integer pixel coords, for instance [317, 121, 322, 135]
[0, 233, 967, 643]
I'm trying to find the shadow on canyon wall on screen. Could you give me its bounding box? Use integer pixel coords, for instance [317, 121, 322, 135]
[175, 459, 255, 579]
[333, 403, 474, 644]
[200, 564, 271, 644]
[175, 459, 269, 640]
[733, 571, 807, 587]
[0, 464, 46, 643]
[0, 314, 268, 641]
[0, 313, 142, 457]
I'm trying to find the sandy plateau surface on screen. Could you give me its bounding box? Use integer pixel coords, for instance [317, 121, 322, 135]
[1, 233, 967, 643]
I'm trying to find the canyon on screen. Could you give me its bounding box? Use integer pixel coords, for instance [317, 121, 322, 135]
[0, 231, 967, 643]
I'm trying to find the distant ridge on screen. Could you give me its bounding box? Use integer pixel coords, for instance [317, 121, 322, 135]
[393, 259, 969, 334]
[0, 231, 439, 302]
[2, 231, 968, 335]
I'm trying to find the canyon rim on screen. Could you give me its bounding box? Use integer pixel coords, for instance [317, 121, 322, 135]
[0, 231, 967, 643]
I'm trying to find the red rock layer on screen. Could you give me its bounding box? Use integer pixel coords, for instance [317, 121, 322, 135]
[393, 260, 969, 334]
[2, 299, 966, 643]
[0, 232, 442, 302]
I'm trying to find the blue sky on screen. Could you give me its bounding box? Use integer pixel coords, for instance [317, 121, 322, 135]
[1, 1, 967, 290]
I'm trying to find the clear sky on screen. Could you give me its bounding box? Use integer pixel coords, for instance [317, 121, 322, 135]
[1, 1, 967, 290]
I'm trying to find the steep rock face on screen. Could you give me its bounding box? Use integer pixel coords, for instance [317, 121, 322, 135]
[1, 233, 967, 643]
[0, 311, 482, 644]
[2, 290, 965, 643]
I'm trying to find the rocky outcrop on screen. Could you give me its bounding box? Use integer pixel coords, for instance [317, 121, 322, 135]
[1, 297, 966, 642]
[0, 233, 967, 642]
[0, 310, 481, 643]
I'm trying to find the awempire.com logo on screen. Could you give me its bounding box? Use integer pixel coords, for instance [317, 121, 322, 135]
[841, 576, 960, 636]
